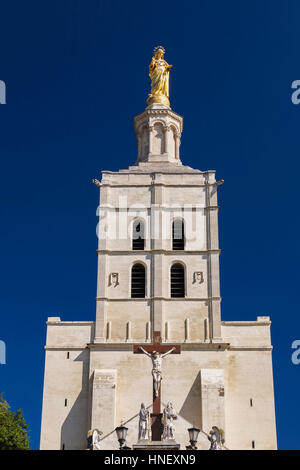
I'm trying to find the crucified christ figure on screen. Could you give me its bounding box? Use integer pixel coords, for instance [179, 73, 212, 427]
[139, 346, 176, 397]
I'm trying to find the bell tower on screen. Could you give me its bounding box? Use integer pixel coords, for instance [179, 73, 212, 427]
[93, 46, 222, 346]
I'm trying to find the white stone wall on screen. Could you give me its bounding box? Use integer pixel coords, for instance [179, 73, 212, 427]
[222, 318, 277, 450]
[95, 167, 221, 344]
[40, 320, 93, 450]
[40, 317, 277, 450]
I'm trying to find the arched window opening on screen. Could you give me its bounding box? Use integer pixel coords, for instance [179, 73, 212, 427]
[171, 263, 185, 298]
[131, 263, 146, 298]
[172, 219, 184, 250]
[132, 220, 145, 250]
[153, 122, 164, 154]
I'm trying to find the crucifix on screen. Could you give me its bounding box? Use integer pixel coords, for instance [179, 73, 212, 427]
[133, 331, 181, 441]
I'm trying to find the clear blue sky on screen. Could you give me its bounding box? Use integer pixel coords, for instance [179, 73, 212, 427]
[0, 0, 299, 450]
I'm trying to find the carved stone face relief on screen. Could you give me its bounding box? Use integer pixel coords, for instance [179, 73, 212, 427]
[109, 272, 119, 287]
[193, 271, 204, 284]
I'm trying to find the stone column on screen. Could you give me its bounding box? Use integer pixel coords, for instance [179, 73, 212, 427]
[151, 254, 164, 335]
[204, 318, 209, 342]
[106, 321, 112, 341]
[126, 321, 132, 342]
[184, 318, 190, 342]
[151, 178, 165, 336]
[165, 321, 169, 341]
[205, 176, 222, 341]
[146, 321, 151, 342]
[174, 132, 180, 160]
[164, 125, 170, 155]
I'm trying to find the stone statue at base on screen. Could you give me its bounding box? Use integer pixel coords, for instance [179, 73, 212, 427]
[138, 403, 150, 441]
[87, 429, 102, 450]
[162, 402, 177, 441]
[208, 426, 226, 450]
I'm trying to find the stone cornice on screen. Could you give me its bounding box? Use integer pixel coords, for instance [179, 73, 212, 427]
[44, 345, 89, 350]
[227, 346, 273, 351]
[88, 342, 230, 351]
[98, 180, 219, 188]
[222, 320, 271, 326]
[44, 343, 273, 352]
[95, 296, 221, 302]
[96, 249, 221, 255]
[181, 342, 230, 351]
[46, 320, 94, 326]
[96, 205, 219, 211]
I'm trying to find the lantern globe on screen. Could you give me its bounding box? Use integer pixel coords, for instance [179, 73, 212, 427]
[188, 426, 200, 447]
[115, 425, 128, 447]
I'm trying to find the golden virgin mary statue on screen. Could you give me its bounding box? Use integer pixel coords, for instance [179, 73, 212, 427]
[147, 46, 172, 107]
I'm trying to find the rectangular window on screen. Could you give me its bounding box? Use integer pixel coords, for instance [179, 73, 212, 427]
[172, 220, 185, 250]
[65, 399, 67, 407]
[252, 440, 255, 449]
[250, 398, 253, 407]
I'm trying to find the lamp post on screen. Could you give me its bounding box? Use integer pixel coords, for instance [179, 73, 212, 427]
[115, 424, 131, 450]
[186, 426, 200, 450]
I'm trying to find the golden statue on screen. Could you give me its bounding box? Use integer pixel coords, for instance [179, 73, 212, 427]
[147, 46, 172, 107]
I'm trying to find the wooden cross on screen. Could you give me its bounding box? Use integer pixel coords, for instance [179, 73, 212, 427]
[133, 331, 181, 441]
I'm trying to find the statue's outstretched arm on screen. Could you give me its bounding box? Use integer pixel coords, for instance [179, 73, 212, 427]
[161, 346, 176, 357]
[139, 346, 151, 357]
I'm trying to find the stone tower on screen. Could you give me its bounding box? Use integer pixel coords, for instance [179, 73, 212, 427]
[94, 101, 222, 347]
[40, 49, 277, 450]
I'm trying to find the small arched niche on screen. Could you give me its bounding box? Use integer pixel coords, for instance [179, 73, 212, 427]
[152, 122, 164, 155]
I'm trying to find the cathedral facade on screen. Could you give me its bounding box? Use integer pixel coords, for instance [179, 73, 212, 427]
[40, 48, 277, 450]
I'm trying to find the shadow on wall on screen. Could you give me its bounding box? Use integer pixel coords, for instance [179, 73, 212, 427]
[179, 372, 202, 429]
[60, 350, 90, 450]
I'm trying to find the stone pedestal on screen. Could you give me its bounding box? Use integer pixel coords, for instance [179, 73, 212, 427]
[133, 441, 180, 450]
[134, 104, 183, 165]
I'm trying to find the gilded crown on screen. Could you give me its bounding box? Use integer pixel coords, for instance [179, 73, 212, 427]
[153, 46, 165, 55]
